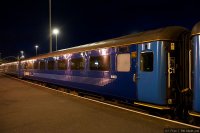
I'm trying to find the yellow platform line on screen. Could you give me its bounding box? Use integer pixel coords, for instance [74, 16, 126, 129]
[3, 74, 200, 129]
[134, 102, 170, 110]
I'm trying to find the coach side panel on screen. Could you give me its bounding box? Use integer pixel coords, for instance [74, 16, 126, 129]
[192, 35, 200, 113]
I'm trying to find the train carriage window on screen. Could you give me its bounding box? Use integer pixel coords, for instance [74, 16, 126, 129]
[70, 58, 85, 70]
[58, 59, 67, 70]
[48, 60, 55, 70]
[34, 62, 39, 69]
[140, 52, 153, 72]
[90, 55, 110, 71]
[24, 62, 28, 69]
[27, 62, 33, 69]
[40, 61, 45, 70]
[118, 46, 129, 53]
[117, 54, 130, 72]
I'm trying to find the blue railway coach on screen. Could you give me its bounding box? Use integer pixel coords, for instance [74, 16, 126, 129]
[1, 26, 191, 112]
[190, 22, 200, 117]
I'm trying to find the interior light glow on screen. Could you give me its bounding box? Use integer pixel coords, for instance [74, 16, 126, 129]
[95, 61, 99, 65]
[53, 56, 59, 60]
[99, 48, 108, 55]
[63, 54, 71, 59]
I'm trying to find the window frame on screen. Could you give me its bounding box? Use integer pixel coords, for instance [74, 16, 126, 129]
[70, 58, 85, 70]
[33, 61, 39, 69]
[140, 51, 154, 72]
[57, 59, 68, 70]
[27, 62, 33, 69]
[118, 46, 129, 53]
[47, 60, 55, 70]
[89, 55, 110, 71]
[116, 53, 131, 72]
[39, 61, 46, 70]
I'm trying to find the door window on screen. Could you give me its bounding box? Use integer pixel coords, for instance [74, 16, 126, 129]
[140, 52, 153, 72]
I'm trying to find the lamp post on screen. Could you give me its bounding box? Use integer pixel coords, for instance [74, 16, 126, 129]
[49, 0, 52, 53]
[20, 51, 24, 59]
[53, 28, 59, 51]
[0, 52, 1, 60]
[35, 45, 39, 55]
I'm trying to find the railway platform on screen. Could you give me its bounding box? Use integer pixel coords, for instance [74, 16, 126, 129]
[0, 73, 199, 133]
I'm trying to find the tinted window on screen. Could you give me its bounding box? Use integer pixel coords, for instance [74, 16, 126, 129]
[70, 58, 85, 70]
[58, 59, 67, 70]
[118, 46, 129, 53]
[90, 55, 110, 71]
[140, 52, 153, 72]
[27, 62, 33, 69]
[48, 60, 55, 70]
[34, 62, 39, 69]
[9, 64, 17, 71]
[24, 62, 28, 69]
[40, 61, 45, 70]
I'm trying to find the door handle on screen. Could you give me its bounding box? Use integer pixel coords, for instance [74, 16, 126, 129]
[133, 74, 139, 82]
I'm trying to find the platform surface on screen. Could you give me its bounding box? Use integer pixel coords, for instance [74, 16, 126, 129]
[0, 73, 197, 133]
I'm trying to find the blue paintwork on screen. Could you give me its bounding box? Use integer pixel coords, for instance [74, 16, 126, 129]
[2, 41, 168, 106]
[14, 41, 167, 105]
[192, 35, 200, 113]
[22, 46, 137, 102]
[137, 41, 167, 105]
[3, 29, 200, 114]
[20, 42, 166, 105]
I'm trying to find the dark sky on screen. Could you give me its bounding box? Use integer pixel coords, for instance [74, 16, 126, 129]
[0, 0, 200, 59]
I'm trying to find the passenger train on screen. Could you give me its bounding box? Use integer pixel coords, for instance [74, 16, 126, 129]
[1, 21, 200, 123]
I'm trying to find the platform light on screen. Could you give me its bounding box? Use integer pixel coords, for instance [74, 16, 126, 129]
[35, 45, 39, 55]
[52, 28, 59, 51]
[21, 55, 25, 59]
[53, 28, 59, 35]
[20, 51, 25, 59]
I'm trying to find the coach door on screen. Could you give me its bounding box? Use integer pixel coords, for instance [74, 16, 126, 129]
[135, 42, 167, 105]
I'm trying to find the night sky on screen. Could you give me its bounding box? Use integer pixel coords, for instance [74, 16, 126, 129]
[0, 0, 200, 59]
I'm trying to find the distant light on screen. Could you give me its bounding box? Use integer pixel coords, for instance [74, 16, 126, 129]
[53, 28, 59, 35]
[95, 61, 99, 65]
[35, 45, 39, 48]
[20, 51, 24, 54]
[21, 55, 25, 59]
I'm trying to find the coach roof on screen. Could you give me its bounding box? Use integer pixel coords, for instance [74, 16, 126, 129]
[191, 21, 200, 36]
[25, 26, 188, 60]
